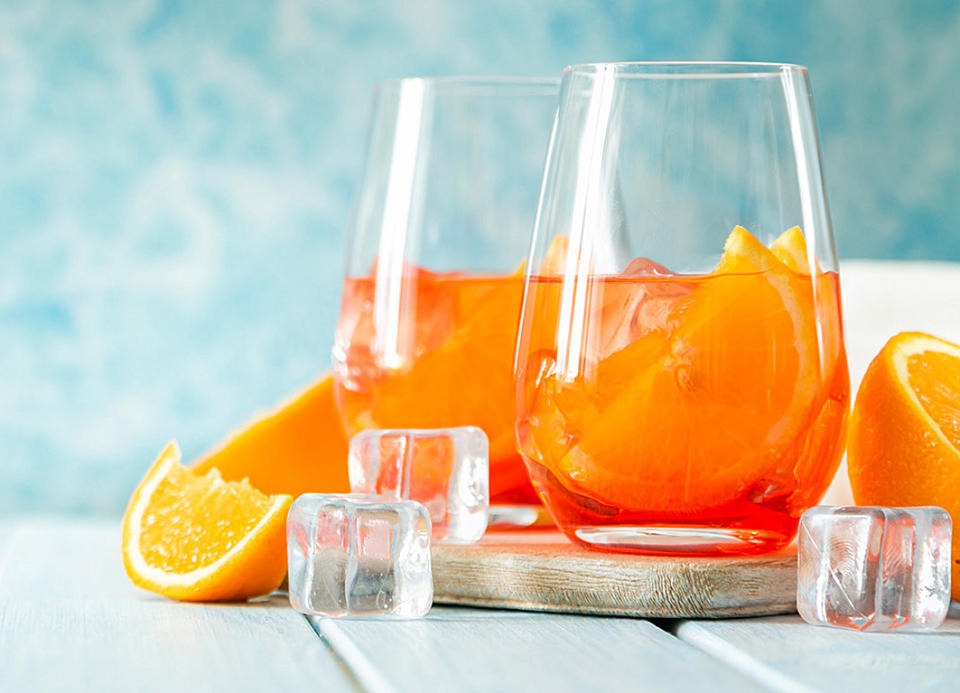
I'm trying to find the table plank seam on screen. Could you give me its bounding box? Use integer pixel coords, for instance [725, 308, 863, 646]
[643, 617, 786, 691]
[0, 522, 361, 692]
[309, 617, 398, 693]
[302, 615, 369, 693]
[676, 622, 816, 693]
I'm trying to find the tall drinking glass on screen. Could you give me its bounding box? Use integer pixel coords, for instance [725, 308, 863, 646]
[334, 77, 559, 521]
[515, 63, 849, 553]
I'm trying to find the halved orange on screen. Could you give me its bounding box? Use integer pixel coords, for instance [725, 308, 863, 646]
[192, 374, 350, 496]
[848, 332, 960, 600]
[546, 226, 823, 512]
[122, 441, 293, 602]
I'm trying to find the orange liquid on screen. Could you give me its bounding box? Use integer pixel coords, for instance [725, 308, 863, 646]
[515, 265, 849, 553]
[333, 268, 537, 503]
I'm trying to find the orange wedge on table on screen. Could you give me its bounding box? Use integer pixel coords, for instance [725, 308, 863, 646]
[848, 332, 960, 600]
[122, 442, 292, 601]
[192, 374, 350, 496]
[532, 226, 827, 512]
[124, 373, 352, 601]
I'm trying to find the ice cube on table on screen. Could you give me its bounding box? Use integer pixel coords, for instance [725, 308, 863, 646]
[797, 505, 951, 632]
[348, 426, 489, 544]
[286, 494, 433, 618]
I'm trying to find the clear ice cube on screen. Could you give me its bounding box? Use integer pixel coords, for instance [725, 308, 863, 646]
[592, 258, 694, 363]
[797, 505, 951, 632]
[348, 427, 489, 544]
[286, 494, 433, 618]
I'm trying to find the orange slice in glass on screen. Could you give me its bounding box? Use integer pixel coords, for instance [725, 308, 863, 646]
[367, 274, 525, 497]
[550, 226, 821, 512]
[769, 225, 810, 274]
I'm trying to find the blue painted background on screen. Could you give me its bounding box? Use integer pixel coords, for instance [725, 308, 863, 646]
[2, 0, 959, 514]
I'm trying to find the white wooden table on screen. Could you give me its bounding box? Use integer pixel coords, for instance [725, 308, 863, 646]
[5, 261, 960, 692]
[2, 519, 959, 692]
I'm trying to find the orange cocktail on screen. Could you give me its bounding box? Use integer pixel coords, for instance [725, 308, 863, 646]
[515, 227, 850, 553]
[333, 266, 536, 504]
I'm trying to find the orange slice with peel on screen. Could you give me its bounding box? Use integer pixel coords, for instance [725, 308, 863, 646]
[539, 235, 570, 275]
[769, 225, 810, 274]
[547, 226, 822, 512]
[192, 374, 350, 496]
[122, 441, 293, 601]
[364, 274, 526, 497]
[848, 332, 960, 600]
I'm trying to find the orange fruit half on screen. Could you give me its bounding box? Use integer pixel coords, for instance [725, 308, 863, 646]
[847, 331, 960, 600]
[122, 441, 293, 602]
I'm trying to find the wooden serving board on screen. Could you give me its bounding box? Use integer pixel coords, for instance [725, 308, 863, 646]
[432, 531, 797, 619]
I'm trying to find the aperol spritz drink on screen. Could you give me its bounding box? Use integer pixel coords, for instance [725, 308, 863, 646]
[332, 77, 558, 512]
[516, 226, 849, 552]
[515, 62, 850, 553]
[336, 266, 535, 503]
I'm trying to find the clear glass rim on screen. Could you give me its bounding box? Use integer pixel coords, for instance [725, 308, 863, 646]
[375, 75, 560, 95]
[565, 61, 808, 79]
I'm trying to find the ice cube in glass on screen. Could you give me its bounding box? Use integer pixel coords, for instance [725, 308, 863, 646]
[348, 427, 489, 544]
[797, 505, 951, 632]
[286, 494, 433, 618]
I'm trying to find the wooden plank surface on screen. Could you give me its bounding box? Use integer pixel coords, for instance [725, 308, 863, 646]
[676, 613, 960, 692]
[16, 519, 959, 692]
[311, 606, 764, 693]
[0, 520, 356, 693]
[433, 532, 797, 618]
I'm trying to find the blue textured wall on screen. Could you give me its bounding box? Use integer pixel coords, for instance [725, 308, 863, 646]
[2, 0, 959, 513]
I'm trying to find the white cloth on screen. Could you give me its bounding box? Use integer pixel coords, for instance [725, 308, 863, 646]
[821, 260, 960, 505]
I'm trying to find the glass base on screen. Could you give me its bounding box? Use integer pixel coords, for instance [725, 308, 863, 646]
[488, 504, 554, 530]
[573, 525, 789, 555]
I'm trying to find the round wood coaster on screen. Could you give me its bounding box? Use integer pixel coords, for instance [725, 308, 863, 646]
[432, 531, 797, 618]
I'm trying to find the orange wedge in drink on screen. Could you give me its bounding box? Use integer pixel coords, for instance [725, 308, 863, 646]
[539, 235, 570, 275]
[545, 226, 823, 512]
[770, 225, 810, 273]
[122, 442, 292, 601]
[848, 331, 960, 600]
[354, 272, 527, 498]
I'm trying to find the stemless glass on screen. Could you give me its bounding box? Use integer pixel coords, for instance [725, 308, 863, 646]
[333, 77, 559, 522]
[515, 62, 850, 554]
